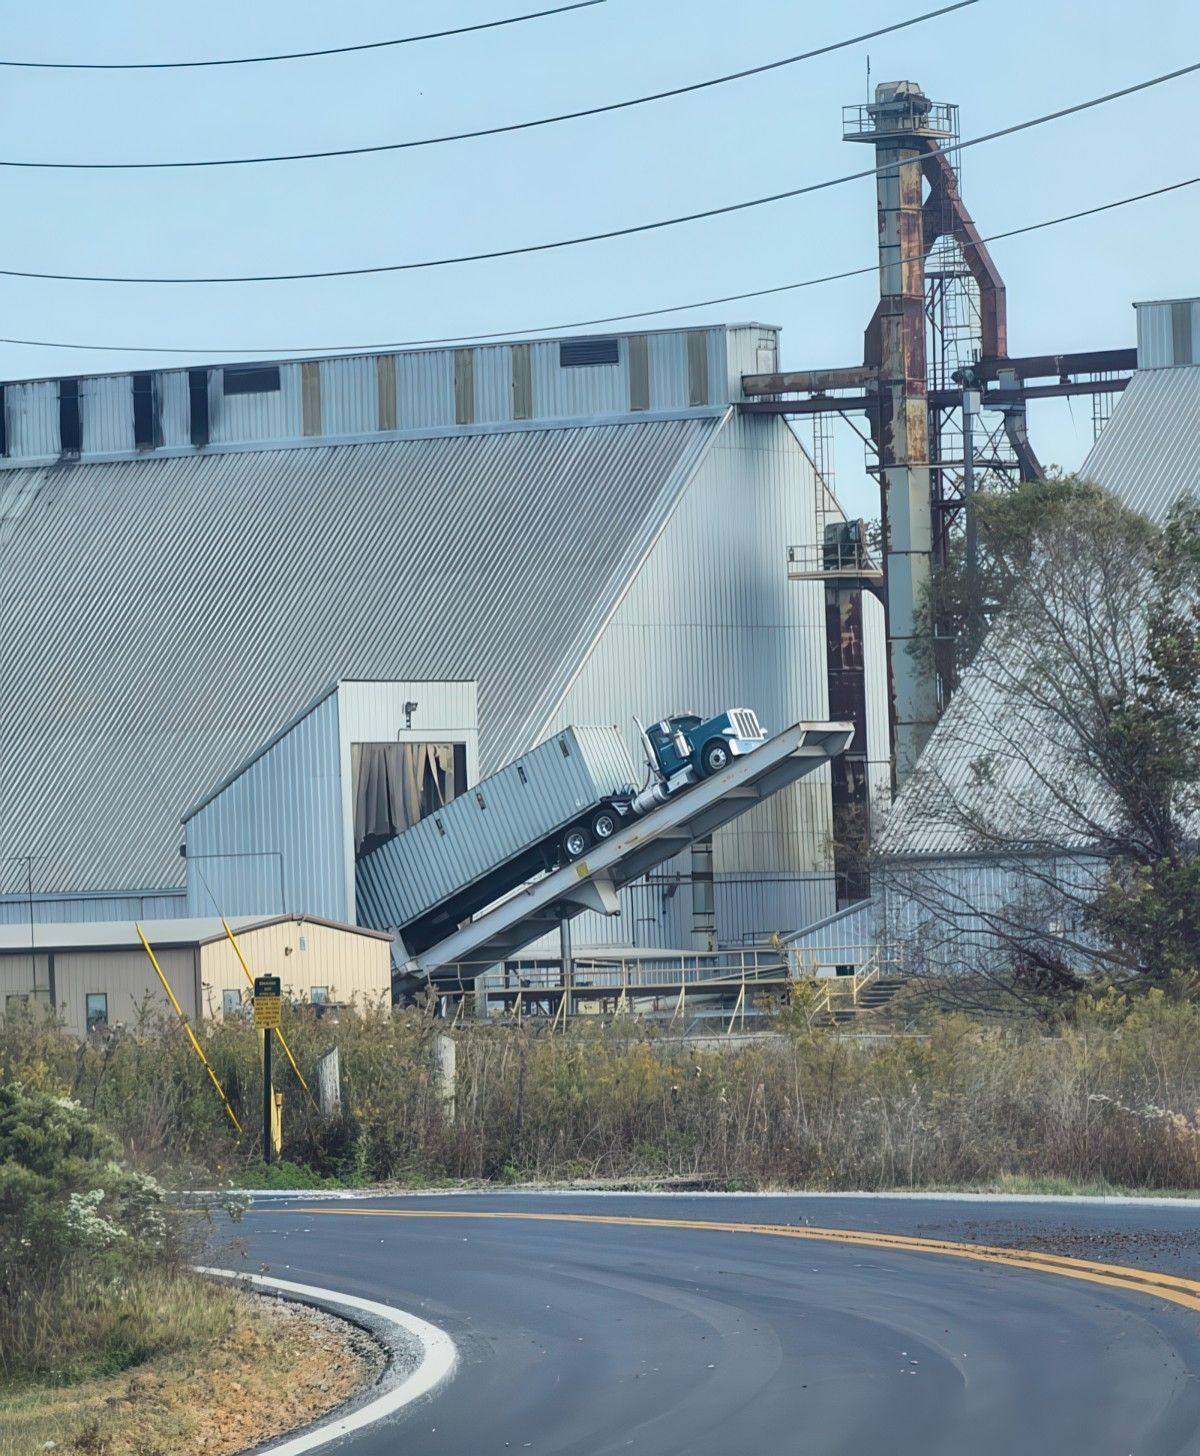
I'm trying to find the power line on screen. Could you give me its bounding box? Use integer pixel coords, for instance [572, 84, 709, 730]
[0, 1, 979, 169]
[4, 61, 1195, 285]
[0, 174, 1190, 358]
[0, 2, 607, 70]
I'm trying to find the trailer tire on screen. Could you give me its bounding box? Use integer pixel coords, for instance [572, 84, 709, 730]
[562, 824, 591, 862]
[591, 808, 618, 841]
[700, 738, 732, 776]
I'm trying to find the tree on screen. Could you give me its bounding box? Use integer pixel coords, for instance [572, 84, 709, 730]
[881, 486, 1200, 1003]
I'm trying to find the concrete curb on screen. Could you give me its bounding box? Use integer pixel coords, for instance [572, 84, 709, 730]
[196, 1267, 457, 1455]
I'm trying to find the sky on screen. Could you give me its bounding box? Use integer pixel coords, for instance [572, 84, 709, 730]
[0, 0, 1195, 519]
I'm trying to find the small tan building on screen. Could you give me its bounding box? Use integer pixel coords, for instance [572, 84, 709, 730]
[0, 915, 392, 1037]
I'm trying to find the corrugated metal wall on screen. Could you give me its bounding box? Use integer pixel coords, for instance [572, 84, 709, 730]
[543, 410, 869, 944]
[862, 589, 892, 815]
[0, 325, 756, 469]
[200, 918, 390, 1017]
[1136, 299, 1200, 369]
[185, 688, 344, 919]
[0, 891, 185, 926]
[46, 945, 196, 1037]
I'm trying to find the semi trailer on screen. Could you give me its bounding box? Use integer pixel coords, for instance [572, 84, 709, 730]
[356, 708, 767, 953]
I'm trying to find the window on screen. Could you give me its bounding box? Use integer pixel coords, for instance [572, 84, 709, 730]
[222, 988, 242, 1016]
[59, 378, 82, 454]
[85, 992, 108, 1031]
[132, 372, 159, 449]
[222, 364, 281, 396]
[5, 993, 28, 1013]
[310, 986, 329, 1006]
[559, 337, 619, 368]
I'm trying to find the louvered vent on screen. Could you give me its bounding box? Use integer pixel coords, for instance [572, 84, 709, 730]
[559, 337, 619, 368]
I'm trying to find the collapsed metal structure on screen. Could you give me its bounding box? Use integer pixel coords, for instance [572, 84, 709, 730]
[742, 81, 1136, 787]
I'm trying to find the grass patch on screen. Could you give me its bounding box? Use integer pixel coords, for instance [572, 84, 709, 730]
[0, 1287, 379, 1456]
[232, 1159, 351, 1191]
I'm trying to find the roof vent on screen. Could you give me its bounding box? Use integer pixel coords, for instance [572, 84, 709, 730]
[559, 337, 619, 368]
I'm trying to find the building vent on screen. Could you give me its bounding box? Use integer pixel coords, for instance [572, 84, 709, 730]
[59, 379, 81, 455]
[560, 337, 619, 368]
[132, 372, 160, 449]
[222, 364, 281, 396]
[189, 369, 210, 447]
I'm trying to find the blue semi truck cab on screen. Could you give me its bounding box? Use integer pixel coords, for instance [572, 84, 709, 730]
[643, 708, 767, 779]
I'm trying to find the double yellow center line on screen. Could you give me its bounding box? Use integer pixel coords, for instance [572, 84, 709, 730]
[292, 1207, 1200, 1313]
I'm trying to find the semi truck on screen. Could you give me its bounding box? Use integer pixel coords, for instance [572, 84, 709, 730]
[356, 708, 767, 953]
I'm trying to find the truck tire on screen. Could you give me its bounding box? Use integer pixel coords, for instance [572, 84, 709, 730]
[591, 807, 618, 840]
[562, 824, 591, 861]
[700, 738, 732, 776]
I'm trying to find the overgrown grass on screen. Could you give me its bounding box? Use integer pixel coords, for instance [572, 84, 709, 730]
[4, 988, 1200, 1196]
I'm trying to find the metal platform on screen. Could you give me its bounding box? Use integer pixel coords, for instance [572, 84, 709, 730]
[398, 720, 854, 990]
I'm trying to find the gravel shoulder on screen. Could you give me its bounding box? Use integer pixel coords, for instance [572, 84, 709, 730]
[0, 1291, 386, 1456]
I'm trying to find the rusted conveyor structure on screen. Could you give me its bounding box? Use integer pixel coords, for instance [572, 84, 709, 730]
[396, 721, 853, 995]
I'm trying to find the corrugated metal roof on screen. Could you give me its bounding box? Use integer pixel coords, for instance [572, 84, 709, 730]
[878, 361, 1200, 859]
[1080, 363, 1200, 522]
[0, 417, 721, 896]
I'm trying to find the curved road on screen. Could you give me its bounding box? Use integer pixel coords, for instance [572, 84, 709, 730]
[225, 1193, 1200, 1455]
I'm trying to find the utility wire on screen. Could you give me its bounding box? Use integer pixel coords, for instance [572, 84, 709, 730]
[0, 1, 606, 70]
[0, 175, 1189, 358]
[5, 61, 1194, 286]
[0, 1, 979, 168]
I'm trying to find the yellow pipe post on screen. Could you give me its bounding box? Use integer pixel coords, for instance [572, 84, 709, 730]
[221, 919, 318, 1111]
[136, 925, 242, 1134]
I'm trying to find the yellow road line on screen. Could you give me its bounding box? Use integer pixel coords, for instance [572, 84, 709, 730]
[290, 1207, 1200, 1314]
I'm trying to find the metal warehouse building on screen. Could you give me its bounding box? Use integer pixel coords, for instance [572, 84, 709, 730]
[0, 914, 392, 1038]
[0, 323, 890, 954]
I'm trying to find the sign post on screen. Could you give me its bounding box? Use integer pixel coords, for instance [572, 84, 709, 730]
[253, 975, 282, 1163]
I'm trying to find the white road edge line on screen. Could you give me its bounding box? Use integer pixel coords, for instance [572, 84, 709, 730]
[195, 1267, 457, 1455]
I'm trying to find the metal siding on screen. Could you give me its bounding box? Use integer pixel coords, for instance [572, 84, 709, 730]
[185, 689, 345, 920]
[376, 354, 398, 432]
[646, 332, 690, 411]
[0, 418, 718, 897]
[1079, 363, 1200, 523]
[7, 381, 59, 460]
[336, 680, 481, 918]
[159, 371, 192, 447]
[301, 361, 322, 437]
[687, 330, 710, 408]
[453, 350, 475, 426]
[861, 588, 893, 814]
[785, 897, 882, 957]
[511, 345, 533, 421]
[82, 375, 135, 456]
[211, 363, 301, 444]
[473, 347, 511, 425]
[200, 917, 390, 1015]
[715, 873, 837, 944]
[356, 725, 638, 930]
[628, 335, 649, 411]
[52, 946, 195, 1037]
[396, 349, 455, 430]
[547, 411, 835, 889]
[0, 892, 184, 925]
[1136, 299, 1200, 368]
[317, 355, 376, 437]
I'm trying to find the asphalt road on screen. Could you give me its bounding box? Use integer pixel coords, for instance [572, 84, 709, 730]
[221, 1193, 1200, 1456]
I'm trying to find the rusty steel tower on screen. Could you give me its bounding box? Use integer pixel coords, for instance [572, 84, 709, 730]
[744, 80, 1135, 791]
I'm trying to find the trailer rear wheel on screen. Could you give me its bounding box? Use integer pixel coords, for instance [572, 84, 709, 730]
[562, 824, 591, 861]
[700, 738, 732, 776]
[591, 808, 618, 840]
